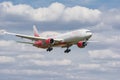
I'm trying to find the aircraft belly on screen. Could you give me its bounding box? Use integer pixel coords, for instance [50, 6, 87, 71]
[36, 42, 68, 49]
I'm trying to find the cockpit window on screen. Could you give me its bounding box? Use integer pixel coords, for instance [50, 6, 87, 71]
[86, 31, 91, 33]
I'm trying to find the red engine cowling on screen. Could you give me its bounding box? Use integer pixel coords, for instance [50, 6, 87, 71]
[34, 40, 43, 47]
[77, 41, 87, 48]
[45, 38, 54, 44]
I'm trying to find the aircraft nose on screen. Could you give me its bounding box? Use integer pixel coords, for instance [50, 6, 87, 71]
[89, 32, 92, 37]
[87, 32, 92, 38]
[85, 30, 93, 38]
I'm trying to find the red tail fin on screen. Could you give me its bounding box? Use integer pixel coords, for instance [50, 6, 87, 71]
[33, 25, 39, 37]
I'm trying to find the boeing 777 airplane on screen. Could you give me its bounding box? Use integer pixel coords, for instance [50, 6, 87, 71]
[1, 25, 92, 53]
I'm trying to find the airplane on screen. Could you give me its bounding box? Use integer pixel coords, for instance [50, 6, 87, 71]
[1, 25, 92, 53]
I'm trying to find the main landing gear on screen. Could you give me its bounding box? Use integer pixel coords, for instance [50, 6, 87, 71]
[46, 47, 53, 52]
[64, 48, 71, 53]
[46, 46, 71, 53]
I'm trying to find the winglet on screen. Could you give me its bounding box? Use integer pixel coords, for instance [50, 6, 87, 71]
[33, 25, 39, 37]
[0, 30, 7, 35]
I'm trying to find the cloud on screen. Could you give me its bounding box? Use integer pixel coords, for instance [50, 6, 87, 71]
[91, 9, 120, 31]
[105, 61, 120, 68]
[63, 6, 101, 23]
[17, 54, 44, 59]
[93, 34, 120, 44]
[0, 40, 14, 47]
[0, 1, 101, 23]
[0, 56, 15, 63]
[79, 63, 101, 70]
[0, 40, 44, 52]
[30, 59, 72, 66]
[88, 49, 120, 59]
[0, 1, 120, 80]
[102, 9, 120, 29]
[78, 61, 120, 72]
[0, 69, 59, 75]
[90, 32, 120, 50]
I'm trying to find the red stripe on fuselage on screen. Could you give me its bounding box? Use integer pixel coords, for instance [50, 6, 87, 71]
[34, 42, 68, 49]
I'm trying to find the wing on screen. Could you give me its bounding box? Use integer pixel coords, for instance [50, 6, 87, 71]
[5, 31, 63, 43]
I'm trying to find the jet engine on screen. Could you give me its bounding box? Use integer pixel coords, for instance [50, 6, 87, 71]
[45, 38, 54, 45]
[77, 41, 87, 48]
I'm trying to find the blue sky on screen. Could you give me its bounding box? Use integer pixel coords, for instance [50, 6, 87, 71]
[0, 0, 120, 80]
[0, 0, 120, 8]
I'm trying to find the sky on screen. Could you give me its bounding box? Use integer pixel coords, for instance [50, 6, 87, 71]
[0, 0, 120, 80]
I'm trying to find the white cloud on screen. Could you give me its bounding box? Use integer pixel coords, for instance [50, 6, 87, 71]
[0, 40, 14, 47]
[30, 59, 72, 66]
[0, 2, 101, 23]
[63, 6, 101, 23]
[0, 40, 44, 52]
[92, 33, 120, 45]
[0, 56, 15, 63]
[89, 49, 120, 59]
[17, 54, 44, 59]
[102, 9, 120, 26]
[89, 9, 120, 31]
[79, 63, 101, 70]
[31, 2, 65, 21]
[0, 69, 58, 75]
[78, 61, 120, 72]
[105, 61, 120, 68]
[0, 1, 120, 80]
[91, 22, 113, 31]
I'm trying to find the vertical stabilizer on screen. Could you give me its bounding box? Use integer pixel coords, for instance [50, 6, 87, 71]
[33, 25, 39, 37]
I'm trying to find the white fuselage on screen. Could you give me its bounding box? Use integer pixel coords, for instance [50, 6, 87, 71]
[54, 29, 92, 43]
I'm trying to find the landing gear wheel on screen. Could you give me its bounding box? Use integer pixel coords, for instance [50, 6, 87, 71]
[64, 49, 71, 53]
[47, 47, 53, 52]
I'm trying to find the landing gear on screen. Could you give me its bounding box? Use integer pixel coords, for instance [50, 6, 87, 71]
[64, 44, 72, 53]
[64, 48, 71, 53]
[46, 47, 53, 52]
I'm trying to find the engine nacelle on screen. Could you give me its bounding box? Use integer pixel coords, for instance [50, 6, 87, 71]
[77, 41, 87, 48]
[34, 40, 43, 47]
[45, 38, 54, 45]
